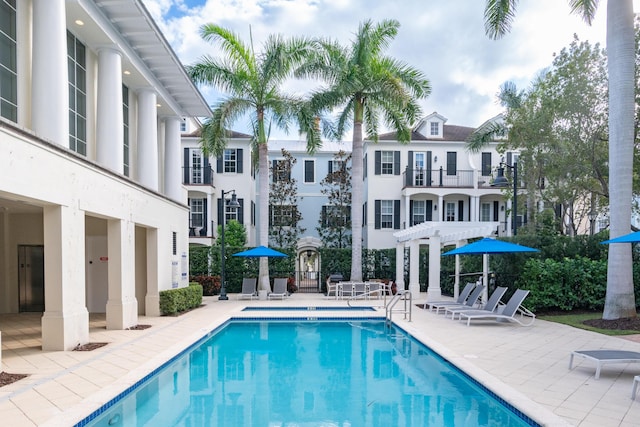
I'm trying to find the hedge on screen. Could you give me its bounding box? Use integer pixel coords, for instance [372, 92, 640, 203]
[159, 283, 203, 315]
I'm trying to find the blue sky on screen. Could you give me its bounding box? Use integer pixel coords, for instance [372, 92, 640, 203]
[141, 0, 633, 138]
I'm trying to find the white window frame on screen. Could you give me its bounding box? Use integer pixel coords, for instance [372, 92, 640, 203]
[430, 122, 439, 136]
[190, 199, 204, 227]
[480, 203, 491, 222]
[381, 200, 394, 229]
[224, 149, 238, 173]
[381, 151, 394, 175]
[412, 200, 426, 225]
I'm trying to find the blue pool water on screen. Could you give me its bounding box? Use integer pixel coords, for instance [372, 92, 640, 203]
[78, 319, 538, 427]
[242, 306, 376, 311]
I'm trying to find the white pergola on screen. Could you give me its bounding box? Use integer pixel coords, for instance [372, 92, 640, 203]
[393, 222, 499, 301]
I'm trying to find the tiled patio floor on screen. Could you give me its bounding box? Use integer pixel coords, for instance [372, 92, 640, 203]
[1, 293, 639, 426]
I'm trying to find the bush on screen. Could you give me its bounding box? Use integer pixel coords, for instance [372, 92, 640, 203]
[190, 275, 220, 296]
[159, 283, 203, 315]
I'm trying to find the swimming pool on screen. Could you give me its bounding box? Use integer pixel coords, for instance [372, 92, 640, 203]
[242, 306, 377, 311]
[77, 319, 538, 426]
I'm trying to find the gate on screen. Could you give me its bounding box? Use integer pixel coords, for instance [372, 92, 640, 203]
[297, 270, 320, 293]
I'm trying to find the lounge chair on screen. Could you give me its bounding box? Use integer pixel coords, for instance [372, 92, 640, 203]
[426, 282, 477, 313]
[633, 375, 639, 399]
[433, 284, 485, 316]
[445, 286, 507, 320]
[457, 289, 535, 326]
[268, 278, 288, 300]
[569, 350, 640, 379]
[238, 278, 257, 300]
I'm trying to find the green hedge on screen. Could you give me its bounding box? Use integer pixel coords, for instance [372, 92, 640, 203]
[159, 283, 203, 315]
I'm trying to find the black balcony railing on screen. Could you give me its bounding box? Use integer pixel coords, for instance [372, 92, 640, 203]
[183, 166, 214, 185]
[403, 167, 478, 188]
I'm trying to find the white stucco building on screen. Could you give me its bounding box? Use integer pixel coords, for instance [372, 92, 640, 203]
[0, 0, 211, 356]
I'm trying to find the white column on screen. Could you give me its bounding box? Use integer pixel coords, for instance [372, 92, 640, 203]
[437, 195, 444, 221]
[41, 205, 89, 350]
[482, 254, 489, 304]
[96, 48, 124, 173]
[137, 90, 159, 190]
[426, 234, 442, 301]
[106, 219, 138, 329]
[395, 243, 404, 290]
[164, 117, 182, 201]
[454, 239, 467, 298]
[206, 192, 213, 236]
[404, 195, 410, 229]
[408, 240, 420, 295]
[32, 0, 68, 145]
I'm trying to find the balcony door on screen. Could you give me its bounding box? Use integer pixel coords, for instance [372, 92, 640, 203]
[414, 152, 426, 186]
[190, 149, 203, 184]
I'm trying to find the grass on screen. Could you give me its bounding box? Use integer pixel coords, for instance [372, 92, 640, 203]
[538, 312, 640, 336]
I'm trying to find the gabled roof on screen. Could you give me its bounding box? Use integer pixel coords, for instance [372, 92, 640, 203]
[377, 124, 475, 142]
[183, 128, 253, 139]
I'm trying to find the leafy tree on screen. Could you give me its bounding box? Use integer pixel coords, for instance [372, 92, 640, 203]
[187, 25, 322, 292]
[297, 19, 431, 281]
[317, 150, 352, 248]
[269, 149, 305, 247]
[483, 0, 636, 320]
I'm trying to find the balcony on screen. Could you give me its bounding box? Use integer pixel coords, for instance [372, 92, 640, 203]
[183, 166, 214, 186]
[403, 168, 495, 189]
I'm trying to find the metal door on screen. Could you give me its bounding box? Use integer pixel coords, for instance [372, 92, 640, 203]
[18, 245, 45, 312]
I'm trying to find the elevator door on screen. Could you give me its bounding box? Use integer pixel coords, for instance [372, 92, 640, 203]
[18, 245, 45, 312]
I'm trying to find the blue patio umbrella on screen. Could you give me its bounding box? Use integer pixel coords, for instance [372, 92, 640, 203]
[232, 246, 288, 258]
[600, 231, 640, 244]
[442, 238, 539, 302]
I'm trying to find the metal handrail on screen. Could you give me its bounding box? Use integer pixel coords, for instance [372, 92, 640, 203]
[385, 291, 412, 326]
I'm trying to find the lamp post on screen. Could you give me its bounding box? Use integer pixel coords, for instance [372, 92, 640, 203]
[492, 160, 518, 236]
[219, 189, 240, 301]
[588, 210, 597, 236]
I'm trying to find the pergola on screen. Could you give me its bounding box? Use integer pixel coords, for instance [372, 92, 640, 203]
[393, 221, 499, 301]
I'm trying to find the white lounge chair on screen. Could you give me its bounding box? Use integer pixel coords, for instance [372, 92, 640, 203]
[569, 350, 640, 379]
[446, 286, 507, 320]
[238, 277, 257, 300]
[457, 289, 535, 326]
[427, 282, 477, 313]
[268, 278, 288, 300]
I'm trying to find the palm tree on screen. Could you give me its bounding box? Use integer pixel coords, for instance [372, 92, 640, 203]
[297, 19, 431, 281]
[187, 25, 321, 293]
[484, 0, 636, 319]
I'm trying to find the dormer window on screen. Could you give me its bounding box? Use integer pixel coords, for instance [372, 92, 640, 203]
[430, 122, 439, 136]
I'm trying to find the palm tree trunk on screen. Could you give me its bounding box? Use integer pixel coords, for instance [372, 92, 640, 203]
[258, 136, 271, 292]
[350, 102, 364, 281]
[604, 0, 636, 319]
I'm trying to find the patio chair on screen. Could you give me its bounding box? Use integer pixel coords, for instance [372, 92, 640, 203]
[427, 282, 477, 314]
[434, 284, 484, 316]
[457, 289, 535, 326]
[268, 278, 289, 300]
[445, 286, 507, 320]
[238, 278, 257, 300]
[569, 350, 640, 380]
[367, 281, 382, 300]
[353, 282, 367, 299]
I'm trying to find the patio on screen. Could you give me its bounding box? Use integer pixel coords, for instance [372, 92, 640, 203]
[0, 293, 639, 426]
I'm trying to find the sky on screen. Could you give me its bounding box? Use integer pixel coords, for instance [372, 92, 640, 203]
[140, 0, 636, 137]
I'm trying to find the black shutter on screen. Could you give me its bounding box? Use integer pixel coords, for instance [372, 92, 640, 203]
[426, 200, 433, 221]
[201, 203, 208, 235]
[183, 148, 190, 184]
[375, 151, 381, 175]
[394, 200, 400, 229]
[458, 200, 464, 221]
[363, 154, 367, 178]
[272, 160, 277, 182]
[328, 160, 333, 174]
[269, 205, 273, 226]
[374, 200, 381, 229]
[394, 151, 400, 175]
[362, 201, 366, 226]
[217, 198, 223, 226]
[217, 155, 223, 174]
[237, 149, 243, 173]
[409, 200, 414, 226]
[493, 201, 499, 221]
[407, 151, 413, 185]
[238, 198, 244, 224]
[426, 151, 432, 185]
[507, 152, 513, 167]
[203, 157, 211, 184]
[321, 206, 327, 226]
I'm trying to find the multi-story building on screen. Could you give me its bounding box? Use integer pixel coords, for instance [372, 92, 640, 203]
[0, 0, 210, 353]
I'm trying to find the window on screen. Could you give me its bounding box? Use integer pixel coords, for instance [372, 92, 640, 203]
[67, 31, 87, 155]
[481, 152, 492, 176]
[122, 85, 130, 176]
[191, 149, 203, 184]
[273, 159, 291, 182]
[480, 203, 491, 222]
[270, 205, 294, 226]
[304, 160, 315, 183]
[445, 202, 456, 222]
[190, 199, 204, 228]
[380, 200, 393, 228]
[225, 202, 239, 223]
[430, 122, 439, 136]
[381, 151, 394, 175]
[0, 0, 17, 122]
[322, 205, 350, 227]
[223, 149, 237, 173]
[446, 152, 457, 176]
[412, 200, 426, 225]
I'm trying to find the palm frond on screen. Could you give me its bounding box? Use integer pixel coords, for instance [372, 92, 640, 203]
[466, 122, 508, 153]
[199, 24, 257, 76]
[484, 0, 518, 40]
[568, 0, 599, 25]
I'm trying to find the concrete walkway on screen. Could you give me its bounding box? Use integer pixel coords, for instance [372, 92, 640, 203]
[0, 293, 639, 426]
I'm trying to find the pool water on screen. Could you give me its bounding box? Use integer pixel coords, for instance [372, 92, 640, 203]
[79, 320, 537, 427]
[242, 306, 377, 311]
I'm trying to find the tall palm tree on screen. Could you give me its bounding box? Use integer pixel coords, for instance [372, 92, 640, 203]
[297, 19, 431, 281]
[188, 25, 321, 293]
[484, 0, 636, 319]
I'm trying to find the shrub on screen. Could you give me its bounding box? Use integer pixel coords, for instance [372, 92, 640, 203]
[190, 275, 220, 296]
[159, 283, 203, 315]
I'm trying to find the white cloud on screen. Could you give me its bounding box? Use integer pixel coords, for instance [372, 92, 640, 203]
[143, 0, 619, 135]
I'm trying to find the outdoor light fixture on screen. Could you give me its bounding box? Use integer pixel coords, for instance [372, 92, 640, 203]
[219, 189, 240, 301]
[588, 209, 598, 236]
[492, 160, 518, 236]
